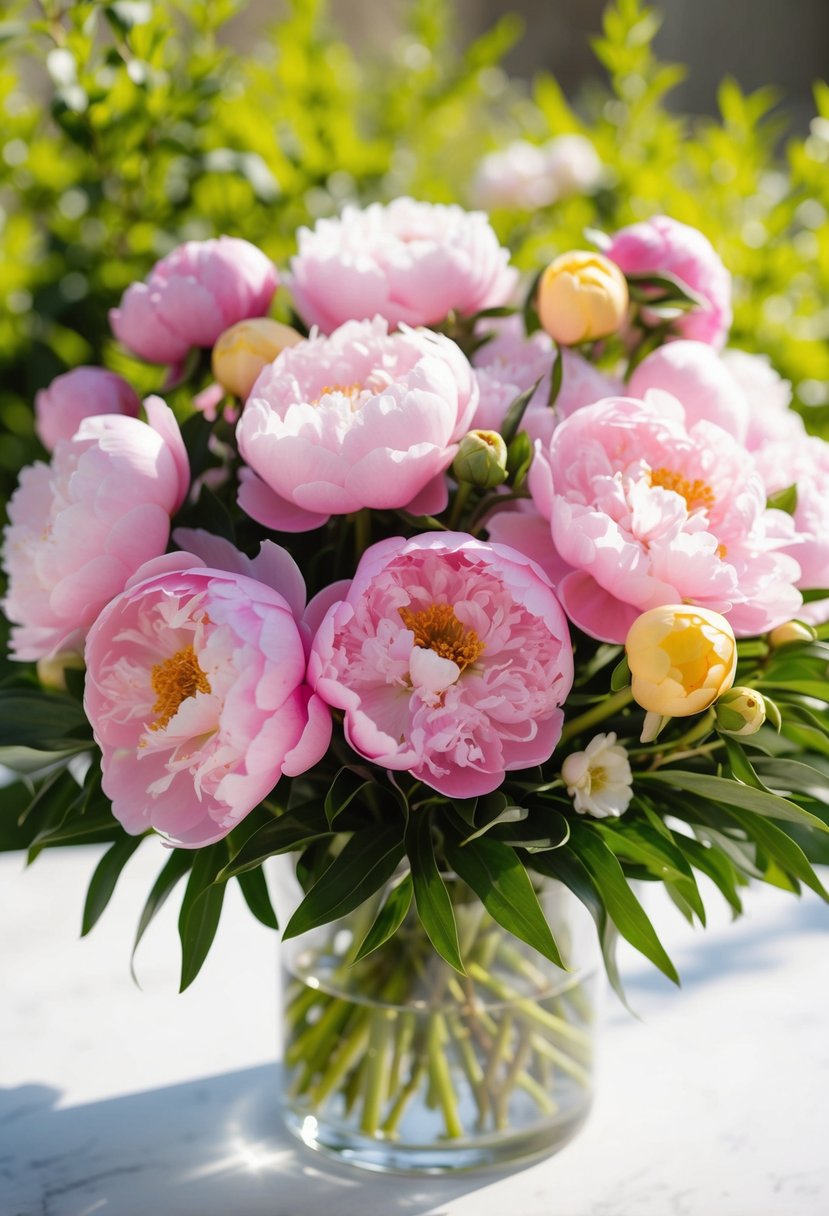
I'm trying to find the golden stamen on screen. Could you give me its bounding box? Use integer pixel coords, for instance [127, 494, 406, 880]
[650, 466, 715, 513]
[398, 602, 485, 672]
[149, 644, 211, 731]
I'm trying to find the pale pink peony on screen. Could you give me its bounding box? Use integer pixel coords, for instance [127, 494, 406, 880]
[110, 237, 277, 365]
[628, 341, 749, 441]
[84, 545, 331, 847]
[1, 398, 189, 661]
[606, 215, 732, 347]
[472, 316, 622, 444]
[489, 395, 802, 643]
[720, 349, 804, 451]
[35, 367, 141, 451]
[288, 198, 517, 333]
[236, 318, 478, 532]
[471, 135, 602, 212]
[308, 533, 573, 797]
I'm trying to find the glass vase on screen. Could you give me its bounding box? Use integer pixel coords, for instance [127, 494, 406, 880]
[277, 868, 602, 1174]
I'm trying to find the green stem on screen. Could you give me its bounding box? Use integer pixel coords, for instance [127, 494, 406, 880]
[448, 482, 473, 531]
[427, 1013, 464, 1139]
[559, 686, 635, 744]
[353, 508, 371, 561]
[359, 1009, 396, 1134]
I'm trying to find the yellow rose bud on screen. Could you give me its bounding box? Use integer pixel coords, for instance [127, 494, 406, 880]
[768, 620, 817, 648]
[452, 429, 509, 489]
[37, 651, 85, 692]
[211, 318, 303, 399]
[536, 251, 629, 346]
[715, 687, 766, 736]
[625, 605, 737, 718]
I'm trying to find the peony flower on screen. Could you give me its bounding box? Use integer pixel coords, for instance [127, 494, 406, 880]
[536, 251, 629, 346]
[471, 135, 602, 212]
[715, 687, 766, 736]
[236, 318, 478, 532]
[288, 198, 517, 333]
[308, 532, 574, 797]
[452, 430, 508, 489]
[626, 604, 737, 719]
[472, 316, 622, 444]
[35, 367, 140, 451]
[720, 349, 804, 452]
[212, 318, 303, 400]
[627, 340, 749, 442]
[84, 545, 331, 848]
[488, 394, 802, 643]
[1, 397, 189, 662]
[605, 215, 732, 347]
[561, 733, 633, 818]
[110, 237, 278, 365]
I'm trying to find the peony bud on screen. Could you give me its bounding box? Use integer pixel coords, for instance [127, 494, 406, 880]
[625, 605, 737, 718]
[211, 318, 303, 399]
[715, 687, 766, 736]
[537, 251, 629, 346]
[768, 620, 817, 648]
[452, 429, 508, 489]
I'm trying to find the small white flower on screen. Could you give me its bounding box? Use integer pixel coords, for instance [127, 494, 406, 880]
[561, 732, 633, 818]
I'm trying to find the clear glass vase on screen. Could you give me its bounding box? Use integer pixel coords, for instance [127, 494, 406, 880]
[277, 867, 602, 1174]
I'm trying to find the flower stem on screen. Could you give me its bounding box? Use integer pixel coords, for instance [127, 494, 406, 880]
[448, 482, 473, 531]
[559, 686, 635, 744]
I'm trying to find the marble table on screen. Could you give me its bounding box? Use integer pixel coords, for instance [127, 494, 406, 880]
[2, 842, 828, 1216]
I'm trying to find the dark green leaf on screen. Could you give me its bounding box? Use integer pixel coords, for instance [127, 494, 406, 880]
[406, 812, 464, 973]
[219, 801, 331, 880]
[642, 770, 829, 832]
[499, 377, 542, 445]
[324, 766, 373, 827]
[236, 866, 279, 930]
[178, 844, 227, 991]
[752, 757, 829, 801]
[283, 823, 405, 940]
[727, 809, 829, 900]
[131, 848, 194, 979]
[673, 834, 744, 914]
[0, 690, 91, 749]
[610, 654, 631, 692]
[81, 833, 143, 936]
[352, 874, 413, 962]
[598, 820, 704, 923]
[445, 834, 564, 967]
[546, 348, 563, 410]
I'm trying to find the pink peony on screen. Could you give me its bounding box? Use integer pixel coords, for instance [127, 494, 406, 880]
[35, 367, 141, 451]
[720, 349, 804, 452]
[489, 395, 802, 643]
[236, 318, 478, 532]
[308, 532, 573, 797]
[84, 545, 331, 848]
[1, 397, 189, 661]
[110, 237, 278, 365]
[606, 215, 732, 347]
[627, 340, 749, 441]
[288, 198, 517, 333]
[472, 316, 622, 444]
[471, 135, 602, 212]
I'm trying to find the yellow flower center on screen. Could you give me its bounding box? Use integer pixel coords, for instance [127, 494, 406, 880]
[150, 644, 211, 731]
[660, 626, 721, 693]
[398, 603, 485, 672]
[589, 765, 608, 794]
[312, 382, 363, 406]
[650, 467, 715, 513]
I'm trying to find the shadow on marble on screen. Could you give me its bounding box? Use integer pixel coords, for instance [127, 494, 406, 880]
[0, 1065, 516, 1216]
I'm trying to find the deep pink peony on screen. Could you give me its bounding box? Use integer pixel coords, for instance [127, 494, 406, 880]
[289, 198, 517, 333]
[1, 397, 189, 661]
[308, 533, 573, 797]
[627, 340, 749, 441]
[472, 316, 622, 444]
[35, 367, 141, 451]
[110, 237, 277, 365]
[236, 318, 478, 532]
[488, 395, 802, 643]
[84, 545, 331, 847]
[606, 215, 732, 347]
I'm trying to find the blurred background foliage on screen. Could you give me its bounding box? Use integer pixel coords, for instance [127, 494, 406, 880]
[0, 0, 828, 513]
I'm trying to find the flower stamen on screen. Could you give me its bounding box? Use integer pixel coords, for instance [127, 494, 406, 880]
[399, 602, 485, 672]
[150, 644, 211, 730]
[650, 466, 715, 512]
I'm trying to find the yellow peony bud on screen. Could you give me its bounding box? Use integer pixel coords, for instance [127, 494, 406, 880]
[625, 605, 737, 719]
[211, 318, 303, 399]
[452, 429, 509, 489]
[37, 651, 85, 692]
[536, 251, 629, 346]
[768, 620, 817, 648]
[715, 687, 766, 736]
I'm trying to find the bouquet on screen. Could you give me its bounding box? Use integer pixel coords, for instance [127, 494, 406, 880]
[3, 198, 829, 1170]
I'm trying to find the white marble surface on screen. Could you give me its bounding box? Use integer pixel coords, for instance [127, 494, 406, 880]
[1, 842, 828, 1216]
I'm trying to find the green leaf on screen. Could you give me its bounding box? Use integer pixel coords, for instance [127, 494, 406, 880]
[406, 812, 464, 973]
[598, 820, 705, 923]
[131, 849, 194, 979]
[766, 483, 798, 514]
[547, 348, 563, 410]
[727, 810, 829, 901]
[0, 690, 91, 750]
[486, 806, 571, 853]
[460, 792, 528, 844]
[499, 377, 542, 445]
[642, 770, 829, 832]
[800, 589, 829, 605]
[672, 834, 744, 914]
[568, 822, 679, 984]
[752, 757, 829, 801]
[283, 823, 405, 941]
[81, 833, 144, 936]
[610, 654, 631, 692]
[219, 801, 331, 880]
[352, 874, 413, 963]
[178, 844, 227, 991]
[324, 766, 373, 827]
[444, 834, 564, 967]
[236, 866, 279, 930]
[757, 679, 829, 702]
[721, 735, 771, 791]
